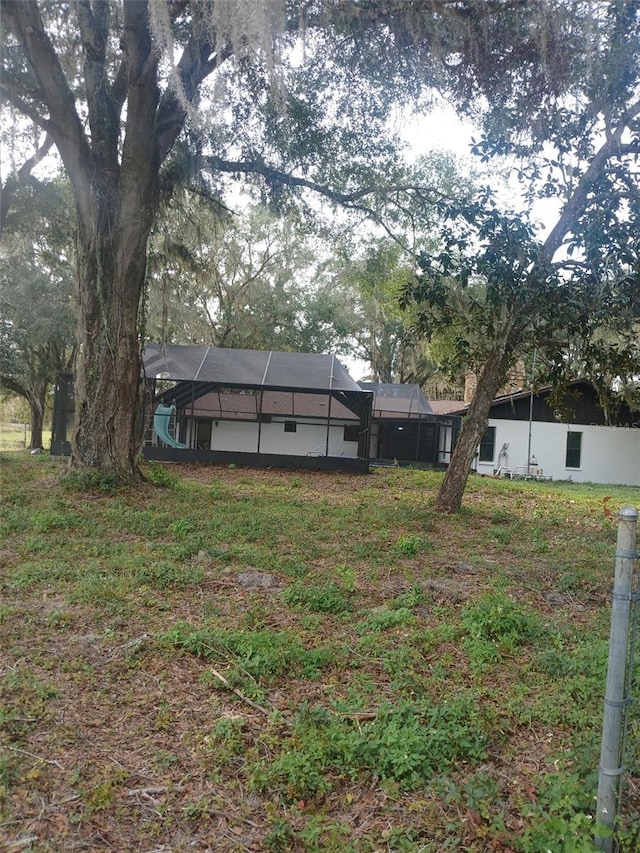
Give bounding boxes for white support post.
[595,506,638,851]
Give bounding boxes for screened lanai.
[50,349,459,470]
[359,382,461,466]
[144,344,372,472]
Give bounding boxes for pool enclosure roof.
[143,344,364,393]
[358,382,435,419]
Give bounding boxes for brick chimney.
[503,359,527,395]
[464,369,477,403]
[463,358,527,404]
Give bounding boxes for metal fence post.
[595,506,638,851]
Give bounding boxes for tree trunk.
[68,0,161,482]
[29,395,44,450]
[435,346,510,512]
[71,126,159,481]
[0,380,46,451]
[72,299,146,481]
[71,210,155,481]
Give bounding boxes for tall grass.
[1,453,639,852]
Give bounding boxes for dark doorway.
[377,420,437,464]
[195,419,213,450]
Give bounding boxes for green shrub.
[392,535,425,557]
[517,770,602,853]
[282,581,353,614]
[357,696,488,787]
[462,592,540,646]
[252,694,488,799]
[161,623,334,683]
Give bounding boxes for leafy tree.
[339,239,426,383]
[407,0,640,512]
[0,0,589,480]
[339,152,478,385]
[406,200,639,512]
[0,179,76,448]
[146,199,358,355]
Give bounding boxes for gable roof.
[455,379,638,426]
[428,399,466,416]
[143,344,364,394]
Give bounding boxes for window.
[565,431,582,468]
[344,425,360,442]
[438,425,453,463]
[478,426,496,462]
[284,421,297,433]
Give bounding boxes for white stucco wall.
[187,417,359,458]
[475,419,640,486]
[210,420,260,453]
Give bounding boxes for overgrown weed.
[1,454,639,851]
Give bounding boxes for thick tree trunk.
[71,213,154,481]
[72,297,146,480]
[435,346,510,512]
[69,0,161,482]
[29,396,44,450]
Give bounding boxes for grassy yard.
[0,425,52,452]
[1,454,639,852]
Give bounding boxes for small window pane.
[566,431,582,468]
[284,421,297,433]
[344,425,360,442]
[479,426,496,462]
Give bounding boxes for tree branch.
[205,155,444,208]
[156,34,219,163]
[203,154,452,252]
[74,0,119,166]
[116,1,163,264]
[0,132,54,237]
[540,98,640,266]
[0,80,52,132]
[0,375,30,400]
[1,1,93,223]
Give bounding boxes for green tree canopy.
[146,198,359,355]
[387,0,640,511]
[405,191,640,511]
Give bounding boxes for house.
[143,344,372,472]
[51,345,461,472]
[460,380,640,486]
[359,382,461,466]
